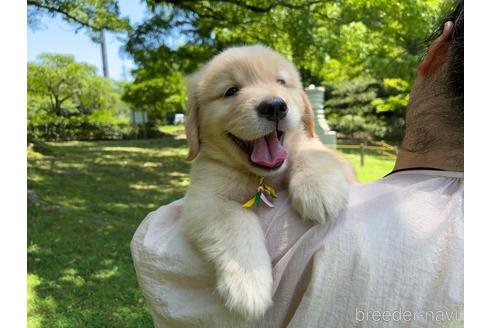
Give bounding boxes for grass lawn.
[27,133,394,327]
[159,124,185,136]
[342,151,395,182]
[28,138,190,327]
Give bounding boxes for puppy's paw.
[217,264,273,319]
[290,174,349,225]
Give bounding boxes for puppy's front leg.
[182,196,272,319]
[288,137,351,225]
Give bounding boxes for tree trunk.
[53,96,62,116]
[100,30,109,78]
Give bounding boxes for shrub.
[27,112,170,141]
[28,116,133,141]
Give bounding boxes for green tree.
[121,45,187,123]
[132,0,441,81]
[122,0,444,141]
[122,71,186,124]
[28,54,119,117]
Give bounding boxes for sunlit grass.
[159,124,185,136]
[28,137,189,327]
[342,152,395,182]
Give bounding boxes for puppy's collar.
[242,177,278,208]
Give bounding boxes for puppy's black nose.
[256,98,288,122]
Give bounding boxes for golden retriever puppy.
[182,45,352,319]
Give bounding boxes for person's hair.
[427,0,464,101]
[448,1,464,99]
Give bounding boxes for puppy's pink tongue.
[250,131,288,168]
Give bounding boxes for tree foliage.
[121,48,187,122]
[28,0,447,142]
[27,54,135,140]
[130,0,442,80]
[121,0,443,141]
[27,0,130,32]
[27,0,131,48]
[28,54,122,117]
[325,76,407,141]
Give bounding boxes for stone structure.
[304,85,337,146]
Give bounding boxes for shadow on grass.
[28,138,190,327]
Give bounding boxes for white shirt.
[131,170,464,327]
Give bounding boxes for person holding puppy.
[131,1,463,327]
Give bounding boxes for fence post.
[360,143,365,167]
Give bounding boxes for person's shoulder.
[131,197,212,276]
[349,170,464,200]
[130,198,188,261]
[346,177,394,204]
[340,170,464,227]
[132,198,184,242]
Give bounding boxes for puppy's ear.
[185,73,201,161]
[301,91,317,138]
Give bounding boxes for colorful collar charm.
[242,177,278,208]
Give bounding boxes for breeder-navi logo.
[355,307,462,323]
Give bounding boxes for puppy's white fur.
[181,45,354,319]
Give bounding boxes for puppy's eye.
[277,79,286,86]
[224,87,239,97]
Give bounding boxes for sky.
[27,1,148,81]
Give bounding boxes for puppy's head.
[185,45,315,176]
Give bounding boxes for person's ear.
[185,73,201,161]
[418,21,454,77]
[301,91,317,138]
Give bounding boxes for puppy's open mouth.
[227,130,288,170]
